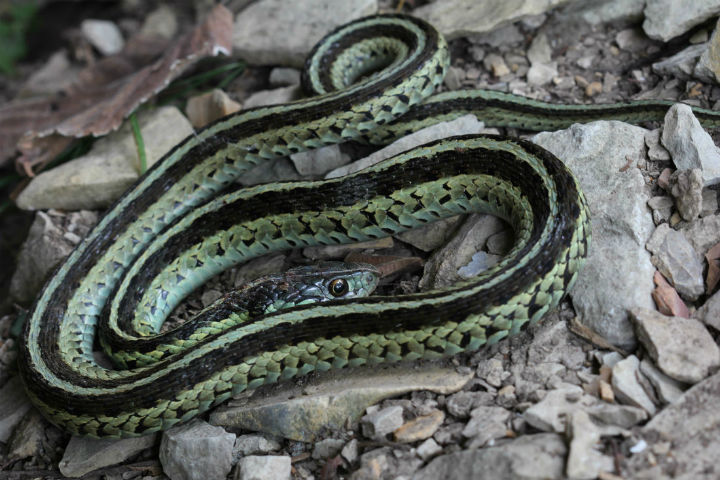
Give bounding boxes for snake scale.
[18,14,720,438]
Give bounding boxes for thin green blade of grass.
[129,112,147,174]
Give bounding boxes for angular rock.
[643,0,720,42]
[566,411,615,480]
[669,169,703,221]
[326,114,485,178]
[586,403,648,428]
[233,434,281,459]
[631,307,720,384]
[243,85,300,109]
[9,210,98,303]
[414,433,566,480]
[393,410,445,443]
[611,355,657,414]
[696,288,720,331]
[6,410,46,463]
[523,385,596,433]
[233,0,377,66]
[209,365,471,442]
[461,406,511,448]
[626,371,720,478]
[59,434,158,478]
[312,438,345,459]
[341,438,359,463]
[290,144,350,176]
[185,89,241,128]
[420,214,506,290]
[694,19,720,83]
[645,223,704,300]
[533,121,655,349]
[647,196,673,225]
[652,43,707,79]
[682,213,720,255]
[236,455,291,480]
[414,0,570,40]
[639,358,686,404]
[361,405,404,441]
[571,0,645,25]
[269,67,301,87]
[397,215,464,252]
[662,103,720,186]
[159,420,235,480]
[0,377,31,443]
[416,438,443,461]
[445,390,496,419]
[645,129,671,162]
[16,107,193,210]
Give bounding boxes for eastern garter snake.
[17,14,720,438]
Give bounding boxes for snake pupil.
[329,278,349,297]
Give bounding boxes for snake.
[17,14,720,438]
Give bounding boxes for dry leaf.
[651,270,690,318]
[0,5,232,173]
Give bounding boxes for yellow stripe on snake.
[18,14,720,437]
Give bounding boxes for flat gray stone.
[533,121,655,349]
[233,434,281,459]
[397,215,465,252]
[586,403,648,428]
[290,144,350,176]
[611,355,657,415]
[626,371,720,479]
[662,103,720,186]
[668,169,703,221]
[694,19,720,83]
[361,406,404,441]
[59,434,158,478]
[643,0,720,42]
[639,358,686,404]
[16,106,193,211]
[209,364,471,442]
[237,455,291,480]
[413,433,566,480]
[233,0,377,66]
[461,406,511,448]
[268,67,301,87]
[312,438,345,459]
[631,307,720,384]
[0,377,32,443]
[696,289,720,331]
[566,411,615,480]
[523,385,597,433]
[242,85,300,109]
[420,214,506,290]
[569,0,645,25]
[9,210,98,303]
[645,223,704,301]
[652,43,707,79]
[159,420,235,480]
[326,114,485,179]
[413,0,571,40]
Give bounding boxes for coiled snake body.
[18,14,720,437]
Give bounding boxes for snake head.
[281,262,381,305]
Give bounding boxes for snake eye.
[329,278,349,297]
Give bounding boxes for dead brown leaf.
[0,4,232,174]
[651,270,690,318]
[705,242,720,294]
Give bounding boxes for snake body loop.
[17,14,719,438]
